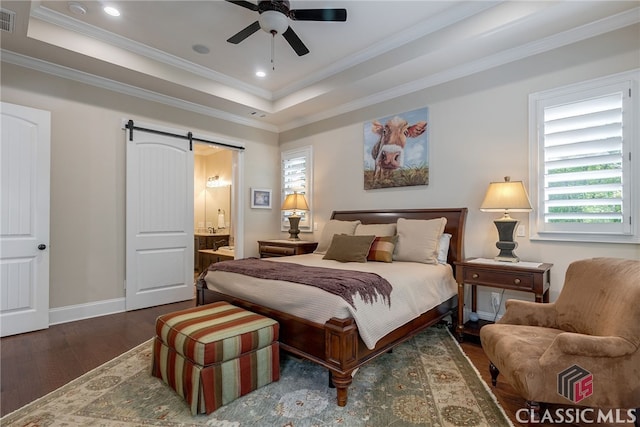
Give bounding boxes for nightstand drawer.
[257,240,318,258]
[261,245,295,256]
[463,268,534,291]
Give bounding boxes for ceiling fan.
[225,0,347,56]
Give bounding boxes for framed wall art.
[363,107,429,190]
[250,188,272,209]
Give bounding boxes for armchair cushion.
[480,324,562,401]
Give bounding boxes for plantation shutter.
[537,81,632,236]
[281,146,313,231]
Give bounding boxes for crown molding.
[280,7,640,132]
[29,4,273,101]
[5,5,638,134]
[1,50,279,133]
[272,1,501,100]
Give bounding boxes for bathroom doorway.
[194,143,235,275]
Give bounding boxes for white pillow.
[314,220,361,254]
[437,233,452,264]
[394,217,447,264]
[354,223,396,237]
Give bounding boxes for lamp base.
[493,218,520,262]
[287,215,301,240]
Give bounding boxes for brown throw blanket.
[200,258,392,309]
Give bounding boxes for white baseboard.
[48,297,126,326]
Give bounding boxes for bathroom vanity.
[198,247,234,274]
[194,233,230,271]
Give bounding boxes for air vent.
[0,8,15,33]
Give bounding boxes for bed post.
[325,317,358,406]
[196,279,205,305]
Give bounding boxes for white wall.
[0,63,281,313]
[279,25,640,318]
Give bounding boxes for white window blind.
[529,70,638,243]
[544,93,624,224]
[281,146,313,232]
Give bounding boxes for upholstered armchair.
[480,257,640,419]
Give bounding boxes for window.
[281,146,313,232]
[529,70,639,243]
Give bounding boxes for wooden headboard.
[330,208,468,267]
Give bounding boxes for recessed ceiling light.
[255,71,266,78]
[68,2,87,15]
[103,6,120,17]
[192,44,210,54]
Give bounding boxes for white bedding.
[203,253,457,349]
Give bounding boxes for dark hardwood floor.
[1,299,195,417]
[1,302,634,426]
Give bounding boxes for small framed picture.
[250,188,272,209]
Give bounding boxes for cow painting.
[363,108,429,189]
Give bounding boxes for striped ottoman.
[151,302,279,415]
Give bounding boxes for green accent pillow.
[323,234,376,263]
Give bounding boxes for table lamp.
[281,192,309,240]
[480,177,532,262]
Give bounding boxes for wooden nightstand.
[454,258,553,341]
[258,240,318,258]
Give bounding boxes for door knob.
[38,244,46,250]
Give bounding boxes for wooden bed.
[196,208,467,406]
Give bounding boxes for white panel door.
[126,130,194,310]
[0,102,51,337]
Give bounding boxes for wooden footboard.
[197,284,456,406]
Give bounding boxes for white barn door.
[0,102,51,337]
[126,126,194,310]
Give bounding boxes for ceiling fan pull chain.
[270,30,276,70]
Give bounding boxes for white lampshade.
[480,177,532,214]
[281,192,309,212]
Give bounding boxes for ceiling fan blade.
[225,0,259,12]
[227,21,261,44]
[290,8,347,21]
[282,27,309,56]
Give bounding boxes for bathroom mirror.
[194,145,232,238]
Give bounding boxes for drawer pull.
[472,273,479,279]
[514,278,521,285]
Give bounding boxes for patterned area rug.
[2,326,512,426]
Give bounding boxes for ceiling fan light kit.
[259,10,288,35]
